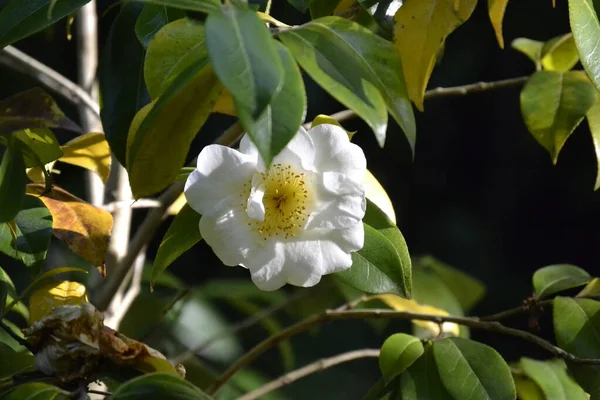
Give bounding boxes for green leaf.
[363,199,412,298]
[379,333,424,383]
[280,19,388,147]
[532,264,591,299]
[433,337,516,400]
[0,343,33,378]
[152,204,202,288]
[13,128,62,168]
[144,18,207,100]
[236,42,307,172]
[417,256,485,313]
[512,38,544,69]
[130,0,219,13]
[301,17,415,151]
[206,3,284,165]
[514,375,545,400]
[0,196,52,268]
[520,358,587,400]
[553,297,600,398]
[135,4,186,49]
[541,33,579,72]
[100,3,148,166]
[0,267,8,317]
[2,266,87,318]
[0,0,90,49]
[335,223,410,296]
[127,60,221,198]
[568,0,600,90]
[0,143,26,223]
[113,371,213,399]
[288,0,309,13]
[2,382,68,400]
[0,88,80,135]
[520,70,597,163]
[400,344,453,400]
[586,94,600,190]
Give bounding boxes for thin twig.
[0,46,99,115]
[170,289,308,365]
[480,299,553,321]
[101,198,162,213]
[206,308,600,394]
[239,349,380,400]
[87,389,112,397]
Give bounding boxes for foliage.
[0,0,599,399]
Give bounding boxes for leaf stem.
[206,306,600,395]
[238,348,380,400]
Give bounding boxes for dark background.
[1,0,598,398]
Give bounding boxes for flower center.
[245,164,311,239]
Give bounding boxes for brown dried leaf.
[26,184,113,266]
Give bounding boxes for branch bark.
[238,349,380,400]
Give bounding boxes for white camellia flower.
[184,124,367,291]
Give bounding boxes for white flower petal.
[308,124,366,180]
[239,134,264,171]
[328,222,364,253]
[272,126,315,172]
[306,172,366,230]
[199,196,261,266]
[247,174,266,221]
[246,242,288,291]
[185,145,256,215]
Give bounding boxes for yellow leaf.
[368,294,461,336]
[59,132,111,183]
[257,11,290,27]
[333,0,358,15]
[514,376,545,400]
[167,193,187,216]
[365,170,396,224]
[394,0,477,110]
[310,114,356,139]
[28,281,88,324]
[212,89,236,116]
[577,277,600,298]
[26,184,113,266]
[488,0,510,48]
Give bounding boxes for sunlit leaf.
[568,0,600,90]
[59,132,111,183]
[586,94,600,190]
[394,0,477,110]
[520,358,587,400]
[514,375,545,400]
[13,128,62,168]
[512,38,544,69]
[0,88,80,134]
[28,280,87,324]
[520,70,597,163]
[541,33,579,72]
[135,4,186,49]
[379,333,424,383]
[577,277,600,298]
[26,184,113,266]
[533,264,591,299]
[488,0,510,48]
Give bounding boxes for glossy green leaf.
[288,0,309,13]
[533,264,591,299]
[585,94,600,190]
[131,0,219,13]
[0,196,52,268]
[335,223,410,296]
[363,199,412,298]
[113,373,213,400]
[135,4,186,49]
[520,70,597,163]
[3,382,68,400]
[127,62,221,198]
[151,204,202,288]
[144,18,207,99]
[0,0,90,49]
[417,256,485,313]
[379,333,424,383]
[553,297,600,398]
[206,3,284,165]
[520,358,587,400]
[13,128,62,168]
[433,337,516,400]
[577,277,600,298]
[512,38,544,69]
[304,17,415,150]
[0,267,28,322]
[2,266,87,318]
[541,33,579,72]
[568,0,600,90]
[400,344,453,400]
[100,3,148,166]
[236,42,307,172]
[0,88,80,135]
[0,144,26,223]
[0,342,33,378]
[280,18,388,147]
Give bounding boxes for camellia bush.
[1,0,600,399]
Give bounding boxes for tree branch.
[238,349,380,400]
[206,307,600,395]
[480,298,553,321]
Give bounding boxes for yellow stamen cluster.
[243,164,311,239]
